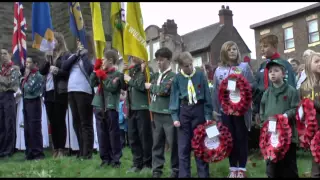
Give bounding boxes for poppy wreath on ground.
[311,131,320,163]
[259,114,292,163]
[295,98,319,149]
[191,121,233,163]
[218,73,252,116]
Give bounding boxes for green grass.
[0,148,313,178]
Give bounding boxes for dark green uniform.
[149,70,178,177]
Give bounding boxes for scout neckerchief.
[0,61,14,76]
[264,52,281,90]
[181,68,197,105]
[152,66,172,102]
[22,68,38,88]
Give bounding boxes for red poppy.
[310,131,320,163]
[198,84,201,89]
[283,96,288,101]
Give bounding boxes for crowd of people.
[0,31,319,178]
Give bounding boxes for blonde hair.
[220,41,241,66]
[176,51,193,66]
[302,51,320,90]
[53,32,68,54]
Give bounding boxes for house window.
[284,27,295,49]
[146,44,151,61]
[153,41,160,60]
[308,20,319,43]
[193,56,202,67]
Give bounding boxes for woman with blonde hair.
[296,49,315,89]
[39,31,72,158]
[212,41,255,178]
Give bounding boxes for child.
[123,57,153,173]
[254,34,296,129]
[212,41,254,178]
[169,51,213,178]
[119,90,128,149]
[22,57,45,160]
[259,60,299,178]
[299,52,320,178]
[90,49,123,168]
[0,48,21,158]
[145,47,178,178]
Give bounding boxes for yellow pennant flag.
[90,2,105,61]
[123,2,150,82]
[111,2,125,58]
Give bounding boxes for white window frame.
[153,41,160,60]
[284,27,295,50]
[193,56,202,68]
[308,19,319,44]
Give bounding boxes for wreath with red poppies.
[218,73,252,116]
[295,98,319,149]
[311,130,320,163]
[191,121,233,163]
[259,114,292,163]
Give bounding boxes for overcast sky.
[139,2,317,59]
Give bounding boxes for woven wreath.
[191,121,233,163]
[259,114,292,163]
[218,74,252,116]
[296,98,319,149]
[311,131,320,163]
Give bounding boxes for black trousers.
[266,143,298,178]
[0,92,16,157]
[44,91,68,150]
[128,110,153,168]
[311,160,320,178]
[24,97,45,159]
[221,113,248,168]
[95,108,122,164]
[69,92,93,158]
[152,113,179,174]
[178,103,209,178]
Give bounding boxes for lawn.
[0,148,314,178]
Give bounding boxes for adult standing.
[39,32,71,158]
[0,48,21,158]
[61,33,94,160]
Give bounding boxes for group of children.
[0,31,319,178]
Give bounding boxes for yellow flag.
[123,2,150,82]
[110,2,125,58]
[90,2,105,61]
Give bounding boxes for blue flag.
[32,2,55,52]
[69,2,87,49]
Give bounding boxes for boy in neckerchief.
[259,60,299,178]
[144,47,178,178]
[22,57,45,160]
[299,51,320,178]
[0,48,21,158]
[254,35,296,132]
[169,51,213,178]
[90,49,124,168]
[123,57,153,173]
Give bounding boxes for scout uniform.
[0,62,20,157]
[169,68,213,178]
[149,67,178,177]
[299,81,320,178]
[90,68,124,166]
[259,60,299,178]
[22,69,45,160]
[212,62,254,176]
[127,64,153,170]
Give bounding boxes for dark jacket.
[61,52,93,78]
[39,52,71,102]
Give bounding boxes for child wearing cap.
[259,60,299,178]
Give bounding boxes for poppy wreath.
[191,121,233,163]
[259,114,292,163]
[295,98,319,149]
[311,130,320,163]
[218,73,252,116]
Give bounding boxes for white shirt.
[296,70,306,89]
[46,72,54,91]
[68,60,92,94]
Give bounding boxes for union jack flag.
[12,2,27,68]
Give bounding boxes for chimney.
[219,5,233,26]
[162,19,178,35]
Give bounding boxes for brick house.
[143,5,251,72]
[250,2,320,64]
